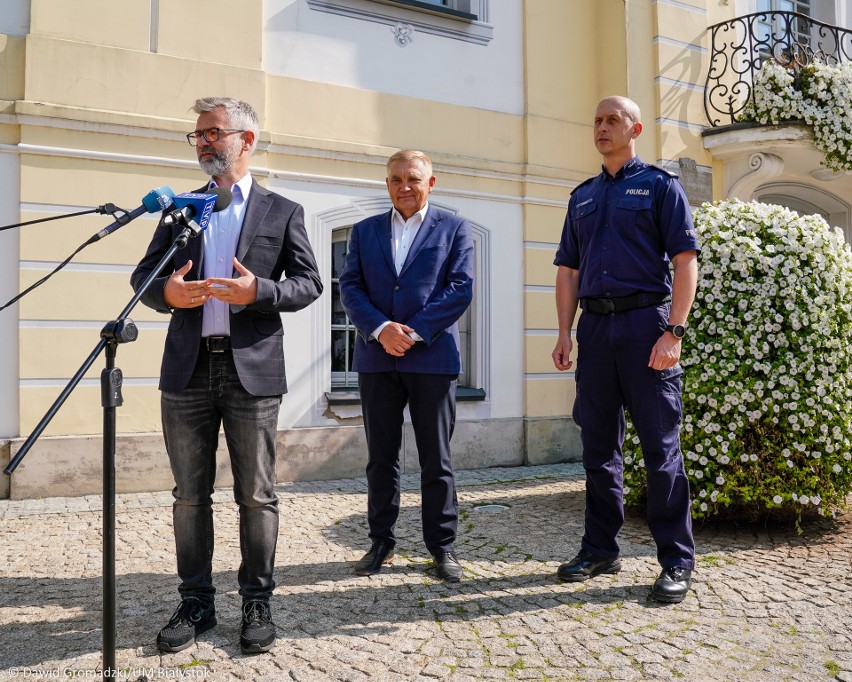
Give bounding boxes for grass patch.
[825,661,840,676]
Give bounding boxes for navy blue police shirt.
[553,156,700,299]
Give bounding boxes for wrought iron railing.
[704,12,852,127]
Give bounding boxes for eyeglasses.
[186,127,246,146]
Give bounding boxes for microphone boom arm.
[4,223,195,475]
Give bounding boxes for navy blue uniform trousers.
[359,371,458,554]
[574,303,695,570]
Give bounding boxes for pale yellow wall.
[30,0,151,51]
[625,4,659,162]
[157,0,262,69]
[519,0,714,422]
[15,139,207,436]
[524,291,556,330]
[0,35,26,103]
[648,1,712,164]
[22,387,162,436]
[522,0,625,178]
[525,334,577,374]
[23,35,264,124]
[594,0,629,103]
[525,379,573,418]
[525,248,557,287]
[19,328,165,380]
[265,76,527,169]
[5,0,716,437]
[521,0,628,420]
[654,3,709,41]
[30,0,261,68]
[523,203,567,243]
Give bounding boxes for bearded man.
[131,97,322,654]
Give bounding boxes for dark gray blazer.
[131,180,322,396]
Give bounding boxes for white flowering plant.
[622,200,852,523]
[738,59,852,172]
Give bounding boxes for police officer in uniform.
[551,96,699,603]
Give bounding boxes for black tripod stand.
[5,222,201,675]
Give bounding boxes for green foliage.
[623,200,852,522]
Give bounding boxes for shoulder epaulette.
[648,163,679,178]
[570,175,597,195]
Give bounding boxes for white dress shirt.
[371,202,429,342]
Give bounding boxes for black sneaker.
[240,600,275,654]
[156,597,216,652]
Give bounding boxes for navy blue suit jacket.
[131,180,322,396]
[339,205,473,375]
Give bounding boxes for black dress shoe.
[354,541,395,576]
[556,549,621,582]
[433,551,463,582]
[650,567,692,603]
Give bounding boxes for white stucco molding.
[727,152,785,202]
[702,122,828,201]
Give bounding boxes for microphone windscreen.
[141,186,176,213]
[209,186,232,212]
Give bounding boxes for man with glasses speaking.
[131,97,322,654]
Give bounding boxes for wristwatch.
[666,324,687,339]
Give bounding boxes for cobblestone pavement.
[0,463,850,682]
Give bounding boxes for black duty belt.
[580,292,671,315]
[203,336,231,353]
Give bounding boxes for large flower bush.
[738,59,852,172]
[623,200,852,523]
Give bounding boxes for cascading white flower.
[623,200,852,524]
[739,59,852,172]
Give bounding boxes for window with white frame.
[757,0,813,48]
[306,0,493,46]
[331,228,358,388]
[757,182,852,242]
[754,0,848,58]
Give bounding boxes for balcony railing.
[704,12,852,127]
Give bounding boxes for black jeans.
[161,348,282,602]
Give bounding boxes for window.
[319,198,489,406]
[757,0,813,61]
[331,228,357,388]
[387,0,476,19]
[306,0,493,46]
[757,182,852,242]
[329,225,476,389]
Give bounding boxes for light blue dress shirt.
[201,173,252,337]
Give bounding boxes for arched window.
[756,182,852,242]
[317,198,489,399]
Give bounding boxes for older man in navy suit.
[340,150,474,582]
[132,97,322,654]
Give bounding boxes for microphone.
[91,186,176,242]
[163,187,232,232]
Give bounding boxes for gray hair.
[386,149,433,177]
[192,97,260,152]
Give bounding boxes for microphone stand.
[0,203,126,232]
[5,221,200,676]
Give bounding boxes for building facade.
[0,0,850,498]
